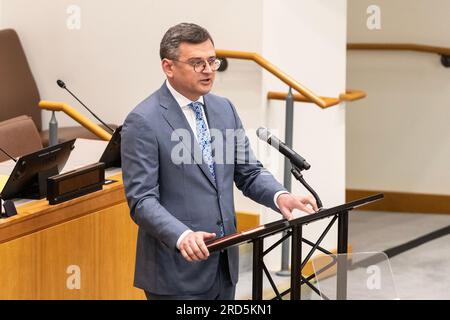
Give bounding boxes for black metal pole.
[336,210,349,300]
[252,238,264,300]
[290,225,302,300]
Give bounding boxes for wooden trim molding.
[348,43,450,56]
[346,189,450,215]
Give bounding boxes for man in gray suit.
[121,23,318,300]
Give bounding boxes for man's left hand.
[276,193,318,221]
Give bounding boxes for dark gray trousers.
[145,252,235,300]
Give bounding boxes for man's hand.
[276,193,318,221]
[179,231,216,262]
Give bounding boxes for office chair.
[0,29,116,147]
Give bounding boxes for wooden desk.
[0,173,145,300]
[0,172,260,299]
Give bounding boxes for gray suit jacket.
[121,83,286,295]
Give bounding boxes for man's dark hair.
[160,23,214,60]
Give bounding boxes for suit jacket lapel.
[158,84,218,190]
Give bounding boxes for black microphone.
[56,79,115,134]
[0,147,17,163]
[257,127,310,171]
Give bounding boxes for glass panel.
[311,252,398,300]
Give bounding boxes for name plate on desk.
[47,163,105,205]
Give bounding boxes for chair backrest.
[0,116,43,162]
[0,29,42,131]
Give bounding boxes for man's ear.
[162,59,174,78]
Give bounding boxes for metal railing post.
[277,87,294,277]
[49,111,58,146]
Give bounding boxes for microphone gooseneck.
[56,79,114,134]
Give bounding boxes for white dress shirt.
[166,80,209,142]
[165,80,288,249]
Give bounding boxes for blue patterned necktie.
[189,102,216,182]
[189,102,224,237]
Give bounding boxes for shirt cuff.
[274,190,290,209]
[176,230,194,250]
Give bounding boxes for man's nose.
[203,62,214,73]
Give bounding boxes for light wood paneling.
[38,214,97,300]
[0,174,146,299]
[0,233,39,299]
[0,200,145,299]
[347,189,450,215]
[236,211,260,232]
[0,173,257,299]
[95,203,144,300]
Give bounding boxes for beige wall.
[1,0,348,271]
[0,0,262,129]
[260,0,347,269]
[347,0,450,195]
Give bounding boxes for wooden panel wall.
[0,202,145,300]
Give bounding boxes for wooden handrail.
[339,89,367,102]
[267,89,366,108]
[267,92,339,108]
[216,49,328,108]
[216,49,367,108]
[39,101,112,141]
[348,43,450,56]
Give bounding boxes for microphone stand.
[291,163,323,210]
